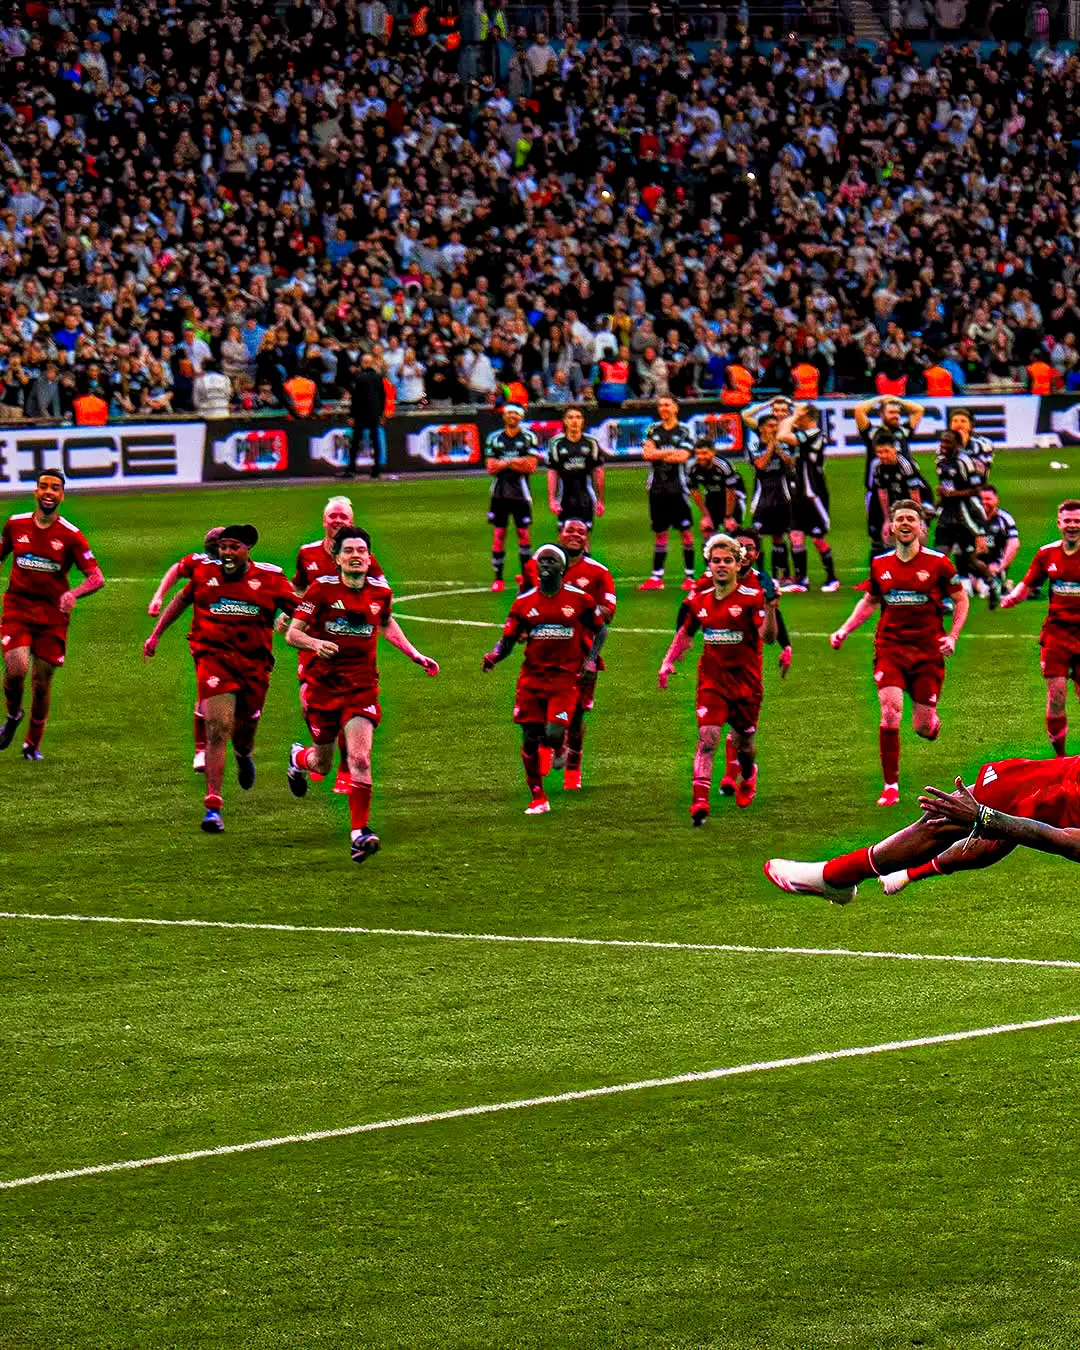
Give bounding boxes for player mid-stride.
[658,533,774,822]
[831,501,968,808]
[1001,501,1080,757]
[285,528,438,864]
[0,470,105,760]
[764,757,1080,903]
[483,543,607,814]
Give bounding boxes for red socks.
[204,792,223,810]
[4,675,23,718]
[725,734,738,777]
[909,859,942,883]
[538,745,553,777]
[691,777,711,810]
[879,725,900,785]
[24,684,49,751]
[348,781,372,830]
[823,846,878,888]
[1048,714,1067,757]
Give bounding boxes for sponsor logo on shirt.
[325,618,375,637]
[882,590,930,606]
[331,600,346,611]
[1051,580,1080,596]
[531,623,575,640]
[208,598,262,618]
[15,553,62,573]
[703,628,744,645]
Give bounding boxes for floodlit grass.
[2,454,1079,1347]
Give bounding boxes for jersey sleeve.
[599,567,617,618]
[274,572,300,614]
[1002,511,1019,541]
[295,579,322,621]
[867,562,883,598]
[938,554,962,596]
[177,552,201,580]
[502,599,527,641]
[588,437,605,467]
[1022,550,1049,588]
[292,550,307,590]
[71,529,97,575]
[378,586,393,626]
[546,439,563,471]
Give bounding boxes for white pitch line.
[4,911,1080,973]
[2,1014,1076,1192]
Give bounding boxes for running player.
[1000,500,1080,757]
[638,395,696,592]
[764,758,1080,904]
[0,471,105,759]
[546,406,605,527]
[688,439,746,537]
[979,485,1020,610]
[285,527,439,863]
[147,525,224,771]
[482,543,606,814]
[934,428,987,587]
[143,523,297,833]
[778,404,838,593]
[747,411,795,582]
[830,500,968,807]
[657,533,775,822]
[486,402,540,593]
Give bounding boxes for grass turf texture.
[2,451,1080,1347]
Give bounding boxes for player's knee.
[680,529,694,546]
[698,725,722,752]
[542,721,565,746]
[347,748,371,778]
[790,530,805,548]
[879,709,902,730]
[4,650,29,679]
[207,717,231,744]
[655,530,669,546]
[492,527,507,548]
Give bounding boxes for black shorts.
[791,489,830,538]
[558,495,595,526]
[935,517,979,556]
[488,498,532,529]
[649,494,693,533]
[752,500,792,537]
[702,493,736,527]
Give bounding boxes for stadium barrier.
[0,395,1051,493]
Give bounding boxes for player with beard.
[0,471,105,760]
[483,544,607,814]
[778,404,839,592]
[853,395,925,493]
[1001,501,1080,757]
[546,406,605,527]
[143,524,298,833]
[831,501,968,807]
[658,534,775,822]
[638,395,696,592]
[285,528,439,864]
[485,403,540,593]
[147,525,224,772]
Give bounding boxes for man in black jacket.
[350,354,387,479]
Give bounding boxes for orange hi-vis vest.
[924,365,954,395]
[875,372,907,396]
[1028,360,1056,394]
[791,362,820,399]
[284,376,316,417]
[73,393,108,425]
[720,363,754,406]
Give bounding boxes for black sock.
[792,547,808,585]
[819,546,836,582]
[682,544,696,577]
[652,547,667,577]
[492,550,506,580]
[770,541,787,578]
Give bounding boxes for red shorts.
[695,690,761,734]
[301,683,382,742]
[0,615,68,666]
[1039,634,1080,682]
[874,650,945,705]
[195,654,270,718]
[514,675,578,727]
[972,758,1080,829]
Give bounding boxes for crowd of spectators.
[2,0,1080,424]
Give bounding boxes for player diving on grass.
[764,755,1080,903]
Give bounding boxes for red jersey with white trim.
[867,546,961,660]
[295,575,392,694]
[176,551,213,580]
[0,512,97,627]
[504,583,602,680]
[1022,542,1080,639]
[293,539,384,592]
[974,755,1080,828]
[185,559,297,670]
[521,555,617,619]
[682,581,766,699]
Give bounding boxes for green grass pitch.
[3,453,1080,1348]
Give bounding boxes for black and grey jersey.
[644,420,694,497]
[485,426,540,502]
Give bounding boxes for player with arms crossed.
[483,543,606,814]
[486,403,540,593]
[765,757,1080,903]
[1001,500,1080,757]
[688,439,746,538]
[285,528,438,863]
[831,501,969,807]
[143,524,297,833]
[546,406,605,527]
[0,471,105,759]
[638,395,696,592]
[658,533,775,822]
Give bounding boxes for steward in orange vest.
[720,363,754,407]
[791,362,820,399]
[73,393,108,425]
[283,375,317,417]
[924,364,954,396]
[1027,359,1058,394]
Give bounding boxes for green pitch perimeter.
[3,454,1080,1348]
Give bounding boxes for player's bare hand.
[58,590,76,616]
[481,651,498,672]
[657,662,674,690]
[999,590,1020,609]
[147,597,163,617]
[778,645,792,678]
[939,634,957,657]
[142,636,158,662]
[918,777,979,826]
[415,655,439,676]
[548,499,559,515]
[311,640,339,659]
[829,629,846,650]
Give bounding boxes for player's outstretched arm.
[60,564,105,615]
[658,629,693,689]
[148,561,182,616]
[547,468,560,515]
[920,779,1080,864]
[143,582,193,661]
[381,617,439,675]
[999,580,1029,609]
[830,595,877,649]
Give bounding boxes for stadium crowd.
[1,0,1080,422]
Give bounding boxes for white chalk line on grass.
[5,910,1080,973]
[2,1014,1077,1192]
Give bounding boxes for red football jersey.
[0,512,97,626]
[295,574,393,694]
[867,547,961,660]
[1022,542,1080,637]
[294,539,384,592]
[975,755,1080,828]
[682,581,767,699]
[176,550,213,580]
[185,558,296,670]
[504,582,602,680]
[521,555,617,619]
